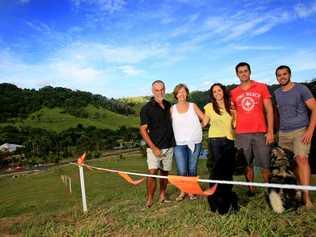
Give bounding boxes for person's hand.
[265,132,274,145]
[301,128,314,145]
[152,146,161,157]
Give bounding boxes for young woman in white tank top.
[171,83,208,201]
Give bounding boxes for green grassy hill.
[0,155,315,236]
[1,105,139,132]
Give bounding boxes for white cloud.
[223,17,266,41]
[26,21,51,33]
[117,65,142,76]
[288,50,316,71]
[19,0,31,4]
[294,1,316,18]
[71,0,126,14]
[169,14,200,38]
[201,5,311,42]
[0,48,107,92]
[54,41,168,65]
[52,62,103,82]
[230,44,283,51]
[0,40,166,96]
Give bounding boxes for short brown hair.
[173,83,189,100]
[235,62,251,74]
[275,65,291,76]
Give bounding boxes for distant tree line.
[0,125,140,165]
[184,80,316,109]
[0,83,135,122]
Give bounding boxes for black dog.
[208,183,239,215]
[268,146,303,213]
[207,147,239,215]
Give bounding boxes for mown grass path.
[0,155,316,236]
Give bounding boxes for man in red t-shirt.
[231,62,274,196]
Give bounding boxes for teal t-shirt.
[274,83,313,131]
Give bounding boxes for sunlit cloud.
[229,44,283,51]
[117,65,143,76]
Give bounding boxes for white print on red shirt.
[236,92,261,112]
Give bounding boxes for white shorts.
[146,148,173,171]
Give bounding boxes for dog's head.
[270,146,295,178]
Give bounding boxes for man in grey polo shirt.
[274,65,316,208]
[140,80,175,208]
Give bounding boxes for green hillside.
[0,83,135,124]
[1,105,139,132]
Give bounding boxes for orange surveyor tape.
[73,153,316,191]
[76,153,215,192]
[118,172,145,185]
[77,153,144,185]
[77,152,86,165]
[168,175,217,196]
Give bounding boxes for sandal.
[176,194,186,201]
[159,199,171,204]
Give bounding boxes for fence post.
[68,176,72,194]
[79,166,88,213]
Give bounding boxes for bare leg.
[245,165,255,193]
[295,156,313,208]
[159,170,169,201]
[261,168,271,183]
[146,169,158,207]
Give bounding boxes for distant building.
[0,143,24,152]
[0,143,25,169]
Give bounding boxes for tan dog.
[268,146,303,213]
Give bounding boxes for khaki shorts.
[278,127,311,157]
[147,148,173,171]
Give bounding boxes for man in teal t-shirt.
[274,65,316,209]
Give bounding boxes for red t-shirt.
[231,80,271,134]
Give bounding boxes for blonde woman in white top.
[171,83,208,201]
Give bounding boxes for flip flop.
[188,195,197,200]
[159,199,172,204]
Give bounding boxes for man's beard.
[280,78,290,86]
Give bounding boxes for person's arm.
[263,98,274,144]
[230,109,237,128]
[139,124,161,157]
[193,103,209,127]
[302,98,316,144]
[229,98,237,128]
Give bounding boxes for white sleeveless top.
[171,103,202,151]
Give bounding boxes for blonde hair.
[173,83,189,100]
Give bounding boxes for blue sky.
[1,0,316,98]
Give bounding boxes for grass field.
[0,105,139,132]
[1,154,316,237]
